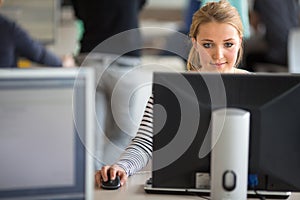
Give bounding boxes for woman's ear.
[192,37,198,50]
[239,36,243,48]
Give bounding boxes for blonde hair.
[187,0,244,71]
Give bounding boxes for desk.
[94,171,300,200]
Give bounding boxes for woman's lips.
[212,62,226,67]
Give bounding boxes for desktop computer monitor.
[0,68,95,200]
[152,72,300,193]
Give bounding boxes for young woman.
[96,0,249,187]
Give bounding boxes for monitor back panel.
[152,72,300,191]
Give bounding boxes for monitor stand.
[210,108,250,200]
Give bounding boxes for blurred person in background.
[0,0,74,68]
[71,0,146,57]
[244,0,300,71]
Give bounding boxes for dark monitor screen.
[0,68,94,200]
[152,72,300,192]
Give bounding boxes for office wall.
[0,0,60,44]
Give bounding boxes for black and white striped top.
[115,95,153,176]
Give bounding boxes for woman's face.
[192,22,242,73]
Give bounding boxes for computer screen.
[0,68,94,200]
[152,72,300,192]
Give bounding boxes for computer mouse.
[101,172,121,190]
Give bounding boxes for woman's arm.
[95,95,154,187]
[115,95,153,176]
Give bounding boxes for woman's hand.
[95,164,128,188]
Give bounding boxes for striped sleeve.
[115,95,153,176]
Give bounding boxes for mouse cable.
[190,192,211,200]
[254,189,266,200]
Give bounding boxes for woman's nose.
[212,47,224,60]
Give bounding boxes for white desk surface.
[94,171,300,200]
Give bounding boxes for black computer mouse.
[101,172,121,190]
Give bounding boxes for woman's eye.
[224,42,234,48]
[203,43,212,48]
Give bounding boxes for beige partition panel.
[0,0,60,44]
